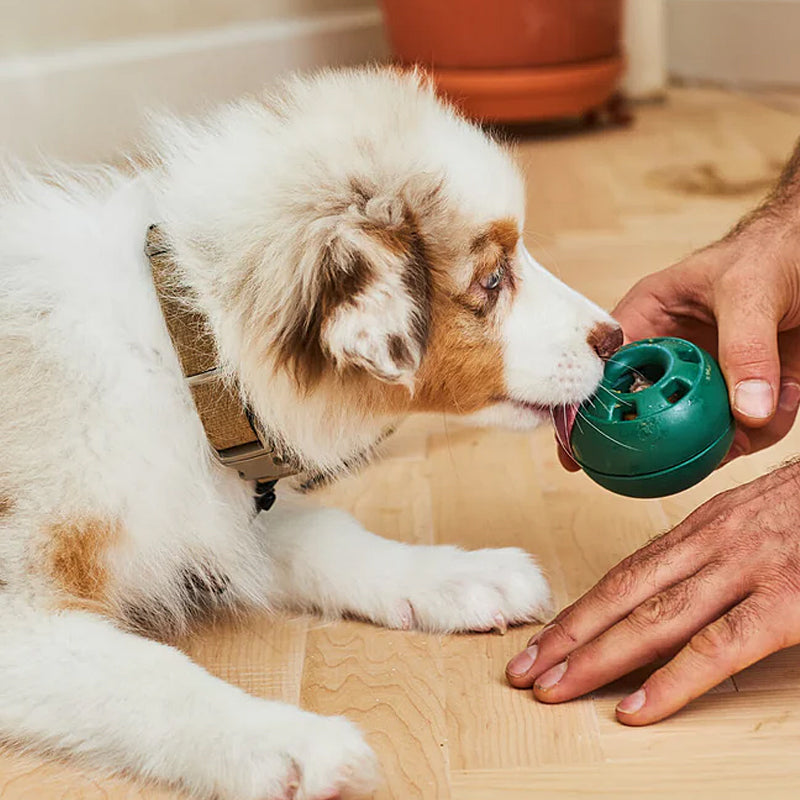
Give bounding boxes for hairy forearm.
[729,136,800,238]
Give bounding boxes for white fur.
[0,68,614,798]
[507,247,608,402]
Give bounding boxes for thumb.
[716,288,781,428]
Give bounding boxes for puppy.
[0,67,620,799]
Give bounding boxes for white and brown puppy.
[0,68,620,799]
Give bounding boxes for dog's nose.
[587,323,623,361]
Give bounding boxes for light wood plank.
[316,457,434,547]
[450,757,800,800]
[444,631,602,770]
[301,622,450,800]
[0,750,177,800]
[180,615,308,704]
[595,688,800,763]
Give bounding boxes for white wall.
[667,0,800,88]
[0,0,386,162]
[1,0,378,56]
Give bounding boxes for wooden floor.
[5,87,800,798]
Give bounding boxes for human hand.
[506,460,800,724]
[558,216,800,471]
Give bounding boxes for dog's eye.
[481,267,504,291]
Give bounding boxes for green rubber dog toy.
[566,337,735,498]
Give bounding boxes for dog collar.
[145,225,297,492]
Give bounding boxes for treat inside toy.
[629,374,653,393]
[622,373,655,418]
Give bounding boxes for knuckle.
[717,265,770,303]
[723,336,775,371]
[687,626,730,662]
[628,586,690,630]
[760,559,800,599]
[688,611,750,664]
[595,564,640,604]
[628,596,667,629]
[716,268,746,298]
[693,492,743,535]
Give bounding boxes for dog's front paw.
[203,703,377,800]
[381,546,552,634]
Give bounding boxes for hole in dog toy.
[675,346,701,364]
[612,363,662,394]
[662,378,690,404]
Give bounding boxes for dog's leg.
[0,597,376,799]
[261,503,552,632]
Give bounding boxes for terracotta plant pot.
[380,0,626,124]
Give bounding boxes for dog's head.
[155,68,620,475]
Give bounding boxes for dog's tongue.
[554,404,579,457]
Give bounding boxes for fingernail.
[535,660,568,690]
[733,380,774,419]
[779,381,800,412]
[528,622,555,647]
[617,688,646,714]
[507,645,538,677]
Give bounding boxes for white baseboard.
[0,7,388,163]
[668,0,800,89]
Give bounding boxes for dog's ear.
[320,211,430,388]
[278,178,438,390]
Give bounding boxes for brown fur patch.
[471,218,520,255]
[388,334,414,369]
[400,217,433,352]
[410,285,506,413]
[361,221,413,257]
[275,248,375,389]
[45,518,120,605]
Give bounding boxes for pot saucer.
[430,56,624,123]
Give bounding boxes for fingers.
[753,379,800,445]
[611,277,681,343]
[719,329,800,464]
[615,593,789,725]
[715,274,782,428]
[722,379,800,465]
[506,528,704,688]
[529,564,745,704]
[741,329,800,451]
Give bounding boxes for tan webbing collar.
[145,225,296,483]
